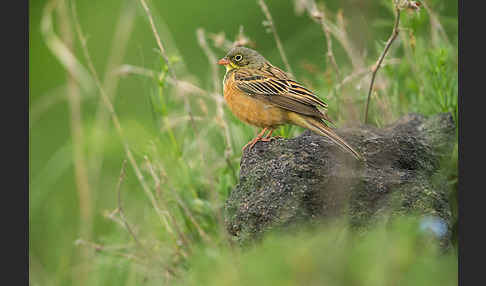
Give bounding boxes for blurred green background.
[30,0,458,285]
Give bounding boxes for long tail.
[288,113,364,161]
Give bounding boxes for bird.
[217,46,363,161]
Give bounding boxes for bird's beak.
[217,58,230,65]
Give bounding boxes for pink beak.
[217,58,230,65]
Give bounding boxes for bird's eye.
[234,54,243,62]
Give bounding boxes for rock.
[224,113,456,245]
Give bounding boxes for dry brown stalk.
[209,26,254,51]
[258,0,294,76]
[156,182,192,257]
[144,157,190,259]
[143,156,175,236]
[138,0,198,133]
[146,153,212,244]
[108,157,180,278]
[53,1,93,285]
[115,160,147,253]
[172,190,212,244]
[89,1,137,187]
[138,0,174,80]
[114,64,215,100]
[70,2,169,232]
[307,0,341,80]
[422,0,450,47]
[336,68,370,91]
[196,28,221,94]
[364,2,401,124]
[75,239,140,260]
[59,0,93,238]
[41,1,93,91]
[196,28,234,158]
[317,10,365,71]
[336,59,401,91]
[159,115,205,132]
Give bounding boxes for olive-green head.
[217,46,267,71]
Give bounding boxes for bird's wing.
[234,64,332,121]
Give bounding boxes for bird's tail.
[288,113,364,161]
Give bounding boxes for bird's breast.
[223,73,287,128]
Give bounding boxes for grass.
[181,218,457,286]
[29,0,458,285]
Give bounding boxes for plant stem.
[258,0,294,76]
[364,4,401,124]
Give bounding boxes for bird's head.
[217,46,267,71]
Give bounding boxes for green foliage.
[381,41,458,123]
[180,218,457,286]
[29,0,458,285]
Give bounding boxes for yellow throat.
[225,61,238,72]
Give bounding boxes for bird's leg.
[261,128,283,141]
[260,128,275,142]
[242,128,269,151]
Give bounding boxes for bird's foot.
[261,129,282,141]
[242,136,281,151]
[263,135,283,141]
[242,136,264,151]
[242,128,279,151]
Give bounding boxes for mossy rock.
[224,113,455,246]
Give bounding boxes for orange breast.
[223,73,287,128]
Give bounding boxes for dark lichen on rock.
[224,113,456,246]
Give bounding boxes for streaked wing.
[253,93,325,118]
[234,64,331,120]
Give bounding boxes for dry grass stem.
[52,2,93,285]
[74,239,146,264]
[209,26,253,51]
[258,0,294,76]
[314,10,365,71]
[336,59,400,91]
[233,26,254,48]
[399,29,420,80]
[156,185,192,258]
[59,0,93,239]
[172,190,212,244]
[115,64,215,100]
[196,29,221,94]
[160,115,205,132]
[336,68,370,91]
[209,31,233,50]
[110,158,179,279]
[115,160,147,254]
[422,0,450,47]
[144,156,175,235]
[41,0,93,92]
[197,28,234,157]
[89,1,137,187]
[138,0,174,79]
[364,2,401,124]
[138,0,198,133]
[115,64,156,78]
[307,0,341,80]
[70,2,168,231]
[144,157,191,259]
[105,208,127,229]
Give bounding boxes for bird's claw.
[261,136,281,142]
[242,135,281,151]
[242,137,261,151]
